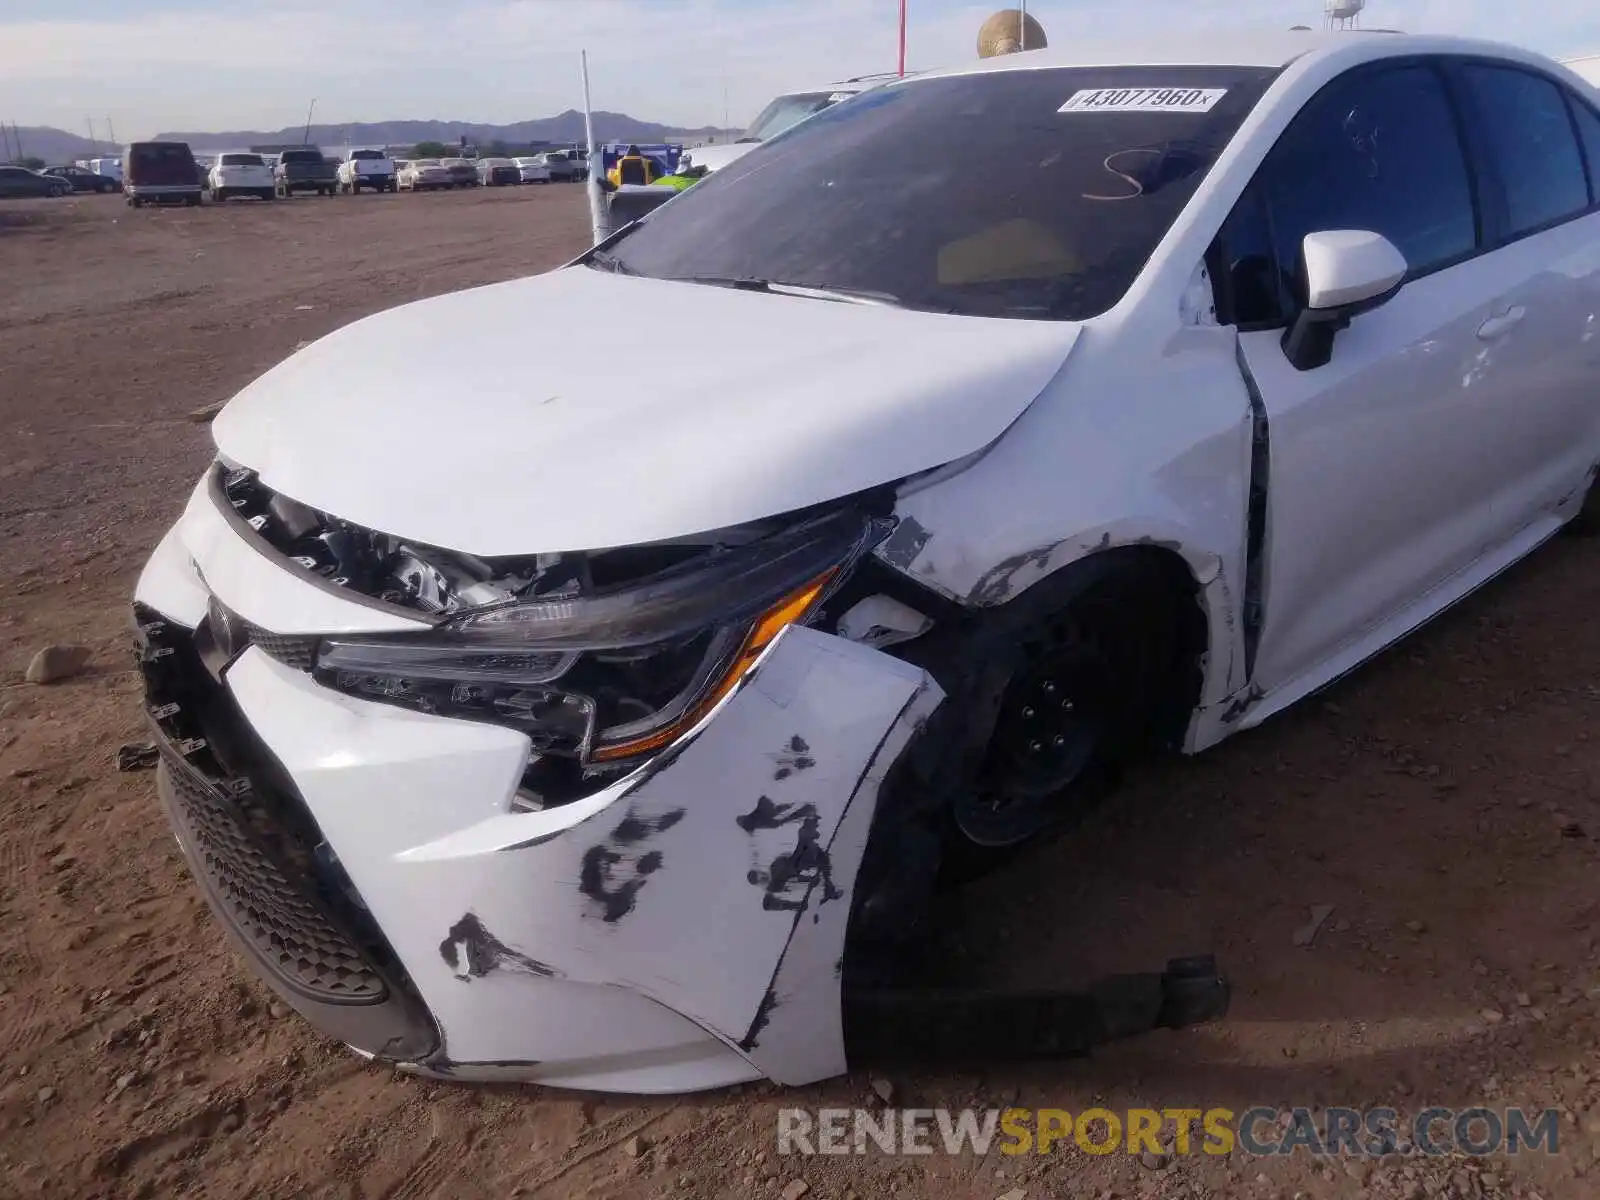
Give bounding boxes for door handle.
[1477,306,1527,340]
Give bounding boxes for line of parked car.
[0,142,591,206]
[395,149,589,191]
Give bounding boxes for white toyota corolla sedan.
[134,29,1600,1093]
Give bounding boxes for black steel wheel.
[947,570,1181,856]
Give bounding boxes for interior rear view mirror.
[1281,230,1407,371]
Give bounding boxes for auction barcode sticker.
[1059,87,1228,114]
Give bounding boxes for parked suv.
[275,147,339,197]
[539,149,587,182]
[208,153,275,202]
[124,142,203,207]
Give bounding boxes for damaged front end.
[134,462,1229,1092]
[216,462,897,808]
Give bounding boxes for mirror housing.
[1281,230,1407,371]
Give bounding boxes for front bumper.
[133,479,942,1092]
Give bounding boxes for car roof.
[906,29,1561,82]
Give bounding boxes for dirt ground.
[3,186,1600,1200]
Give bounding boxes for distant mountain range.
[6,111,739,164]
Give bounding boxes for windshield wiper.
[674,276,904,307]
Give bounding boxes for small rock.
[870,1077,894,1105]
[115,1072,138,1092]
[36,1086,55,1104]
[189,400,227,423]
[1405,920,1427,934]
[1516,992,1532,1007]
[268,1003,288,1020]
[1472,959,1490,976]
[780,1182,810,1200]
[1140,1151,1170,1171]
[48,852,76,872]
[996,1189,1027,1200]
[25,645,92,685]
[217,1111,242,1134]
[1480,1007,1505,1023]
[1292,905,1336,947]
[623,1135,647,1158]
[1556,813,1586,838]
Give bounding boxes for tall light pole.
[898,0,909,76]
[1019,0,1028,51]
[303,98,317,145]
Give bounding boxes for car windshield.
[219,153,264,167]
[603,65,1276,322]
[350,149,384,160]
[280,149,322,164]
[745,91,840,141]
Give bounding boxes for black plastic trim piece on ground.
[842,955,1229,1063]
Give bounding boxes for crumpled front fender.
[225,623,943,1089]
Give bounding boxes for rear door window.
[1457,63,1590,237]
[1254,63,1477,304]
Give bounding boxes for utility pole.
[88,118,98,153]
[106,118,117,149]
[1019,0,1028,51]
[303,98,317,145]
[12,123,23,161]
[898,0,907,76]
[1,121,11,162]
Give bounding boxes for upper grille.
[235,612,317,672]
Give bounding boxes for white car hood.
[682,142,758,173]
[212,266,1079,556]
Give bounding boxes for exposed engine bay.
[219,463,788,618]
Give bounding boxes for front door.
[1229,61,1519,694]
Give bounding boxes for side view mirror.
[1281,230,1407,371]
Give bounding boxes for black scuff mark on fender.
[579,845,646,923]
[438,912,561,980]
[612,808,686,844]
[736,688,928,1055]
[739,797,842,912]
[968,542,1065,607]
[578,808,686,922]
[878,517,931,570]
[1220,682,1265,725]
[740,986,781,1051]
[772,734,817,780]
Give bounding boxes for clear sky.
[5,0,1599,138]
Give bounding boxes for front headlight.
[312,508,886,765]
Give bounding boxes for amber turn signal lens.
[590,568,838,762]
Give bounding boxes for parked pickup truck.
[275,147,339,197]
[338,148,397,194]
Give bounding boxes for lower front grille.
[159,747,384,1002]
[135,602,439,1059]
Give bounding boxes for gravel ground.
[2,186,1600,1200]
